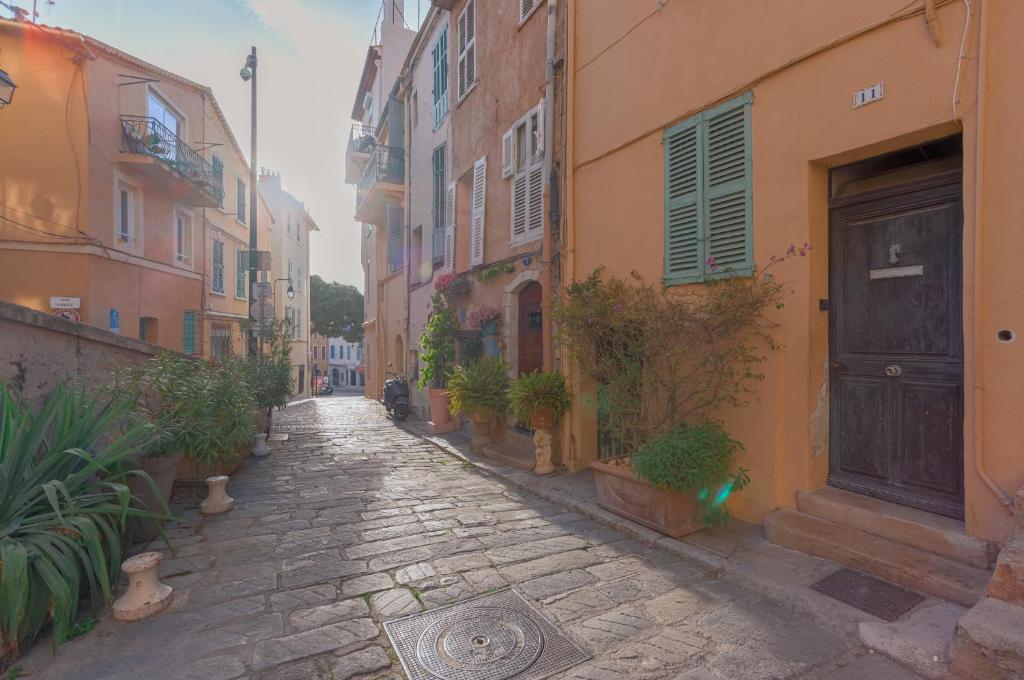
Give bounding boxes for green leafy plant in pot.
[244,317,295,434]
[0,381,168,666]
[446,357,510,454]
[509,371,571,474]
[418,292,459,427]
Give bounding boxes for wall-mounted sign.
[53,309,80,322]
[49,296,81,309]
[853,82,884,108]
[108,308,120,334]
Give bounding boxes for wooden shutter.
[501,129,514,178]
[534,98,544,158]
[470,157,486,266]
[457,0,476,101]
[702,93,753,277]
[444,183,456,271]
[511,172,528,241]
[663,114,703,283]
[183,311,196,354]
[386,203,403,269]
[526,165,544,237]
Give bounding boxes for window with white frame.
[456,0,476,101]
[502,100,545,244]
[174,209,192,264]
[286,212,292,235]
[297,265,304,292]
[212,239,225,293]
[296,219,302,244]
[115,177,141,245]
[235,246,247,299]
[432,25,449,127]
[519,0,542,24]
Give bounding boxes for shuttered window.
[470,157,486,266]
[183,310,196,354]
[235,246,246,298]
[236,178,246,223]
[212,156,225,208]
[432,26,449,128]
[212,240,225,293]
[432,144,446,269]
[386,203,404,271]
[663,92,753,284]
[508,101,545,245]
[519,0,542,24]
[444,183,456,271]
[456,0,476,102]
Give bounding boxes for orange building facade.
[0,20,271,358]
[565,0,1024,546]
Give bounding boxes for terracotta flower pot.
[532,408,555,431]
[128,453,182,542]
[590,458,703,538]
[428,388,451,425]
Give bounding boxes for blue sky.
[20,0,426,290]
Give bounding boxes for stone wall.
[0,300,164,404]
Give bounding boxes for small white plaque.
[49,296,81,309]
[869,265,923,280]
[854,82,884,108]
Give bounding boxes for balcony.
[345,124,377,184]
[119,116,224,208]
[354,144,405,226]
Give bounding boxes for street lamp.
[274,277,295,300]
[240,47,258,355]
[0,69,16,109]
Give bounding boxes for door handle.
[885,365,903,377]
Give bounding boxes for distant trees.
[310,275,364,342]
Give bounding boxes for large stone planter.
[591,458,703,539]
[128,453,182,542]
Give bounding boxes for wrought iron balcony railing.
[349,123,376,154]
[120,115,225,204]
[357,144,405,204]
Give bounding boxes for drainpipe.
[969,0,1013,513]
[562,0,577,468]
[541,0,557,373]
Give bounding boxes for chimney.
[259,167,282,190]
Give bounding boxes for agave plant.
[0,382,166,665]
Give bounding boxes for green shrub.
[0,382,167,665]
[418,293,458,390]
[446,357,510,419]
[631,421,750,526]
[245,318,294,415]
[508,371,571,427]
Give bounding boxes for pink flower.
[706,255,718,271]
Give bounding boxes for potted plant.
[468,305,500,337]
[0,381,167,666]
[555,259,792,537]
[245,317,295,435]
[435,271,470,300]
[418,292,459,429]
[446,357,511,454]
[508,371,571,474]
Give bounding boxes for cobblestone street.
[24,394,923,679]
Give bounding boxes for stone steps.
[797,487,997,569]
[765,508,991,607]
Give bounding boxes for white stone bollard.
[200,475,235,514]
[112,551,173,621]
[251,432,270,457]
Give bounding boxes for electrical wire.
[952,0,972,122]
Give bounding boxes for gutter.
[541,0,557,373]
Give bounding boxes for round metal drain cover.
[416,606,544,679]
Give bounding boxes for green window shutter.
[663,114,703,283]
[183,310,196,354]
[702,92,753,277]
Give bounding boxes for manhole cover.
[811,568,924,621]
[384,588,590,680]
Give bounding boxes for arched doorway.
[518,281,543,376]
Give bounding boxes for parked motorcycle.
[320,383,334,396]
[381,366,410,421]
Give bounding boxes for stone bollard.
[112,552,173,621]
[200,475,235,514]
[251,433,270,458]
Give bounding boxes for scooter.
[381,366,410,421]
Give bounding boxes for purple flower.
[706,255,718,271]
[786,244,797,256]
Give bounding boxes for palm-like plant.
[0,382,165,665]
[447,357,511,419]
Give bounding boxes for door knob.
[885,365,902,377]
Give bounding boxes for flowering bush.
[467,305,500,330]
[435,272,470,299]
[434,272,457,291]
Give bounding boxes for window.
[295,307,302,339]
[175,210,192,264]
[147,90,182,163]
[663,92,753,284]
[330,345,336,359]
[147,90,181,138]
[286,212,292,235]
[519,0,542,23]
[297,265,304,292]
[183,310,196,354]
[115,179,139,245]
[236,178,246,223]
[456,0,476,101]
[386,204,404,272]
[432,26,449,127]
[235,246,247,298]
[296,221,301,244]
[505,101,545,245]
[287,258,293,285]
[212,240,225,293]
[139,317,158,344]
[211,156,225,209]
[431,144,446,269]
[211,323,232,360]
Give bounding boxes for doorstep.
[400,418,963,668]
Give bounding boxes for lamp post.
[240,47,258,356]
[0,69,16,108]
[274,278,296,301]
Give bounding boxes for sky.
[22,0,427,291]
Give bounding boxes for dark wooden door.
[518,282,543,376]
[828,172,964,518]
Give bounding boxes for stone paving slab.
[18,395,926,679]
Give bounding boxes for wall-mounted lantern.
[0,69,16,108]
